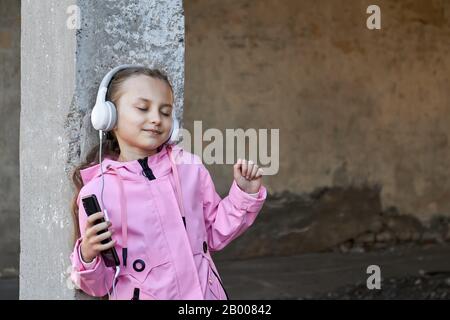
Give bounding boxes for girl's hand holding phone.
[80,212,116,263]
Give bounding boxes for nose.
[148,108,161,126]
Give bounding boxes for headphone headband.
[96,64,144,105]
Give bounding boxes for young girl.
[70,66,267,300]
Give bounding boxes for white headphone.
[91,64,180,145]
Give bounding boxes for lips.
[143,129,161,135]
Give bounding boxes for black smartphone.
[81,194,120,267]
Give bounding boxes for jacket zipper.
[131,288,140,300]
[138,157,156,180]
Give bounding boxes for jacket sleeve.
[200,165,267,251]
[70,191,115,298]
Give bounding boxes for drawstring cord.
[167,145,186,221]
[102,165,128,268]
[99,130,123,300]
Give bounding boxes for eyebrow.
[135,97,173,108]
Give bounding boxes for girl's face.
[113,74,174,155]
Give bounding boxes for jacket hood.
[80,144,184,186]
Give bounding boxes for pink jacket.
[70,144,267,300]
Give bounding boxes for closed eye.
[136,106,171,116]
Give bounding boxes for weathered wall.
[184,0,450,221]
[21,0,184,299]
[0,0,20,279]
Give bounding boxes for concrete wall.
[184,0,450,221]
[0,0,20,278]
[20,0,184,299]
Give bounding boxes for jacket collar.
[80,144,181,185]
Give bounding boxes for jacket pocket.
[120,261,176,300]
[119,248,176,300]
[125,246,170,282]
[130,287,159,300]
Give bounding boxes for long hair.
[70,67,173,245]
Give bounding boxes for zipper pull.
[138,157,156,180]
[131,288,140,300]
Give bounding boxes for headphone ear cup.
[168,117,180,145]
[104,101,117,131]
[91,101,117,131]
[91,103,104,131]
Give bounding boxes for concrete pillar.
[20,0,185,299]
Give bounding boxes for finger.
[95,239,116,252]
[91,231,113,244]
[87,212,104,225]
[241,159,248,177]
[255,168,264,178]
[93,221,111,234]
[233,158,242,175]
[87,221,111,237]
[246,160,255,179]
[249,163,259,179]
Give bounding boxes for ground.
[312,273,450,300]
[216,243,450,300]
[2,243,449,300]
